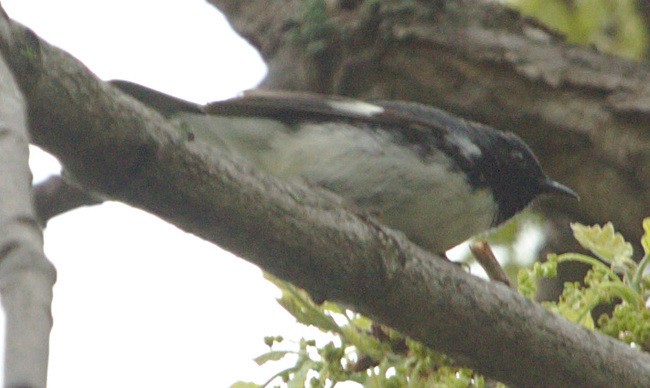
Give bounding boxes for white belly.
[177,114,497,253]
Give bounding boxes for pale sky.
[1,0,328,386]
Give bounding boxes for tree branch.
[0,10,648,387]
[0,21,55,388]
[33,175,103,226]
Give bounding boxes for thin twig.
[470,240,512,288]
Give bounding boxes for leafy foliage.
[518,219,650,350]
[508,0,648,59]
[231,275,496,387]
[232,219,650,387]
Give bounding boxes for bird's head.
[467,128,578,226]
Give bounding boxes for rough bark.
[0,15,56,387]
[1,8,649,387]
[210,0,650,251]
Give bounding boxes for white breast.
[176,113,497,253]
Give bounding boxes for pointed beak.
[540,178,580,200]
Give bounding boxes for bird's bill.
[540,178,580,200]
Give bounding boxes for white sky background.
[0,0,330,387]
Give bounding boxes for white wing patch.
[327,100,385,117]
[446,132,482,159]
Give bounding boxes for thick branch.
[210,0,650,247]
[0,12,648,387]
[0,22,55,388]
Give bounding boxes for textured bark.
[1,9,650,387]
[210,0,650,251]
[0,19,55,387]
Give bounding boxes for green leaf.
[510,0,648,59]
[555,302,596,329]
[322,301,345,314]
[254,351,292,366]
[265,274,343,334]
[598,303,650,351]
[229,382,261,388]
[340,325,385,361]
[517,268,538,300]
[276,293,341,333]
[517,257,558,299]
[571,222,633,266]
[642,217,650,256]
[287,359,314,388]
[263,335,283,348]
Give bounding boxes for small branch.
[33,175,103,226]
[470,240,512,288]
[0,46,55,387]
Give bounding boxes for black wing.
[111,79,477,140]
[204,90,497,149]
[110,80,204,116]
[110,80,490,165]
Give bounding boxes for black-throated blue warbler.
[111,80,578,254]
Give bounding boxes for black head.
[466,127,578,226]
[361,100,578,227]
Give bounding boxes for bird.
[111,80,579,255]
